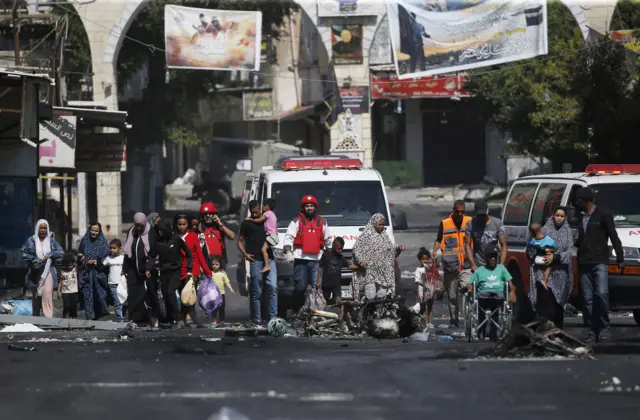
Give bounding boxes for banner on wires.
[164,5,262,71]
[386,0,548,79]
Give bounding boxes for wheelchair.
[463,282,513,342]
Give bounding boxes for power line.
[57,2,624,86]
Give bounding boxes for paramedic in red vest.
[283,195,333,312]
[198,202,235,270]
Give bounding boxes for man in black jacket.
[575,187,624,343]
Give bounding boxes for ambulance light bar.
[281,158,363,170]
[585,164,640,175]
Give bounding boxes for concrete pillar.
[404,100,423,185]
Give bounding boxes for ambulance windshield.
[593,183,640,227]
[271,181,389,227]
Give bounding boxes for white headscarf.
[33,219,52,296]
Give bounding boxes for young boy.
[210,256,234,325]
[467,248,516,341]
[102,239,125,322]
[317,237,358,308]
[526,222,556,290]
[245,198,278,273]
[57,251,79,319]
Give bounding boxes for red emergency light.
[281,158,363,170]
[585,164,640,175]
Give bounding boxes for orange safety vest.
[440,215,471,272]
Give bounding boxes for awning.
[269,103,325,122]
[0,68,55,86]
[53,106,129,129]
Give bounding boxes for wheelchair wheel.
[464,298,475,342]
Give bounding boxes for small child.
[527,223,556,290]
[210,256,234,325]
[414,247,437,329]
[245,198,278,273]
[57,251,79,319]
[102,239,125,322]
[317,237,359,308]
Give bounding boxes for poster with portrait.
[386,0,548,79]
[331,24,363,64]
[164,5,262,71]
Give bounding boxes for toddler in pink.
[244,198,278,272]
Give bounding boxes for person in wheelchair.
[467,248,517,340]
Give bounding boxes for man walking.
[237,200,277,324]
[283,195,332,313]
[575,187,624,343]
[433,200,472,328]
[198,202,235,270]
[465,199,508,270]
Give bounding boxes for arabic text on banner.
[164,5,262,71]
[386,0,548,79]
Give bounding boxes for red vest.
[293,213,325,255]
[200,226,224,257]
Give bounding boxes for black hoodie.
[147,228,193,273]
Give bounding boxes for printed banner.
[339,86,369,114]
[370,70,470,99]
[243,91,273,120]
[331,23,364,64]
[610,30,640,54]
[386,0,548,79]
[164,5,262,71]
[317,0,382,17]
[39,116,76,169]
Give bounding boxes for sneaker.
[597,330,612,343]
[582,331,596,344]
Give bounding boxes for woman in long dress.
[528,208,574,328]
[21,219,64,317]
[78,222,110,320]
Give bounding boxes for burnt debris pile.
[482,319,594,359]
[301,296,426,339]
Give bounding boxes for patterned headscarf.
[352,213,396,295]
[79,223,109,262]
[147,212,160,227]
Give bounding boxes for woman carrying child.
[527,208,574,328]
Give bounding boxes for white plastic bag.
[117,274,128,304]
[303,289,326,311]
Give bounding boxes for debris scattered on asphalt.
[1,323,45,332]
[207,406,252,420]
[301,296,426,339]
[8,343,36,352]
[482,319,594,359]
[201,337,222,342]
[599,377,640,393]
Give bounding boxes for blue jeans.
[579,263,610,334]
[108,284,124,322]
[249,260,277,323]
[292,259,319,312]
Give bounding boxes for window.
[503,183,538,226]
[531,183,567,225]
[592,183,640,228]
[567,184,583,208]
[270,181,389,227]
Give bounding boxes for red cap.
[200,202,218,214]
[301,195,319,208]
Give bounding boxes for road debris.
[483,319,594,359]
[8,344,36,352]
[1,323,44,332]
[599,377,640,393]
[300,296,426,339]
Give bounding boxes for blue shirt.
[583,206,596,232]
[527,235,556,252]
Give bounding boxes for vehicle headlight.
[610,247,640,259]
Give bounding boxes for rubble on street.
[300,296,426,339]
[481,319,594,359]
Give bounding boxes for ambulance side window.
[503,183,538,226]
[258,175,267,206]
[530,183,567,225]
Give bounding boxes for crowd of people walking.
[18,187,623,342]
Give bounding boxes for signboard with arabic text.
[39,116,76,169]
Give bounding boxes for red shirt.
[200,226,225,257]
[180,231,212,279]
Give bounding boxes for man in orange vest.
[283,195,333,312]
[432,200,472,328]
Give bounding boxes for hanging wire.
[55,2,623,85]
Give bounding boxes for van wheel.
[633,310,640,327]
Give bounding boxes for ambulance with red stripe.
[501,164,640,325]
[237,155,400,317]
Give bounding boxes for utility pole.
[12,0,20,66]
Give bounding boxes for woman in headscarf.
[124,212,159,327]
[352,213,405,300]
[528,207,574,328]
[77,222,110,320]
[21,219,64,317]
[147,212,161,232]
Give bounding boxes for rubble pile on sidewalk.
[300,296,426,339]
[484,319,594,359]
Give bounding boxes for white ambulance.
[236,155,400,317]
[501,164,640,325]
